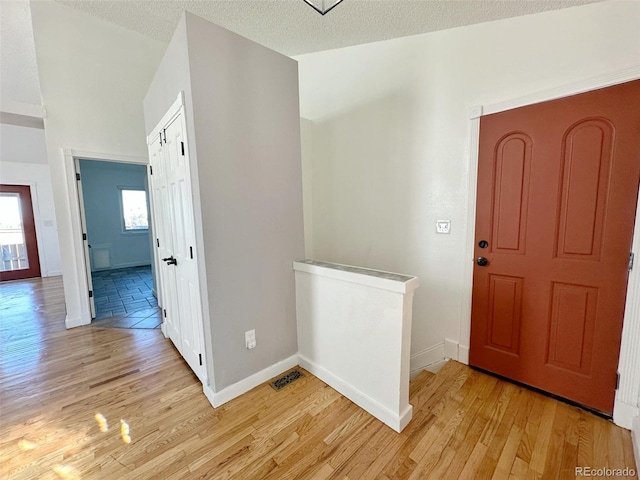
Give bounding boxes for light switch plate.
[245,329,256,349]
[436,220,451,234]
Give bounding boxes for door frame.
[0,181,47,277]
[73,158,95,318]
[63,149,157,326]
[0,184,42,280]
[460,65,640,429]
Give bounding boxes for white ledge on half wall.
[294,260,419,432]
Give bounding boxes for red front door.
[0,185,41,281]
[470,80,640,414]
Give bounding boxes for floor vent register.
[270,369,304,391]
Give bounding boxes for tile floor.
[91,265,161,329]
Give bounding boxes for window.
[120,189,148,231]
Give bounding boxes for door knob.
[162,256,178,266]
[476,257,489,267]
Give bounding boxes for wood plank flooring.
[1,276,637,479]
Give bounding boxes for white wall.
[0,123,61,276]
[30,0,165,327]
[78,160,151,271]
[295,261,418,432]
[297,1,640,371]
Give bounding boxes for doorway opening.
[75,158,160,329]
[0,184,41,281]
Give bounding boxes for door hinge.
[163,309,167,318]
[156,238,160,248]
[159,132,162,145]
[88,290,93,298]
[149,165,153,175]
[199,354,202,366]
[76,173,81,181]
[82,233,87,241]
[190,246,193,259]
[616,372,620,390]
[629,252,634,271]
[181,141,185,156]
[163,128,167,144]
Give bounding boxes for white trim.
[0,100,47,118]
[460,104,482,364]
[146,92,185,145]
[74,158,96,318]
[92,261,152,272]
[460,67,640,428]
[299,354,412,432]
[633,416,640,473]
[482,65,640,116]
[616,196,640,429]
[444,338,459,360]
[458,345,470,365]
[63,149,152,329]
[27,182,47,278]
[293,261,420,294]
[613,396,639,430]
[203,354,299,408]
[65,314,85,329]
[410,342,445,375]
[64,149,148,165]
[64,149,91,328]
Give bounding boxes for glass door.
[0,185,41,281]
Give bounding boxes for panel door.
[470,80,640,414]
[163,112,205,382]
[148,133,182,348]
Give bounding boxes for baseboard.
[160,322,168,339]
[424,359,448,374]
[65,312,90,329]
[91,262,152,272]
[42,269,63,278]
[633,416,640,473]
[299,354,411,432]
[203,354,299,408]
[614,397,640,429]
[444,338,458,359]
[458,345,470,365]
[410,342,445,374]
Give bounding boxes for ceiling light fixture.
[303,0,345,15]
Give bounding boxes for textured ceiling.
[53,0,604,56]
[0,0,42,106]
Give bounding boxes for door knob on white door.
[162,256,178,266]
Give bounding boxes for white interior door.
[147,97,206,383]
[148,134,181,348]
[163,112,205,382]
[75,158,96,319]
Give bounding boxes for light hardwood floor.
[0,276,637,479]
